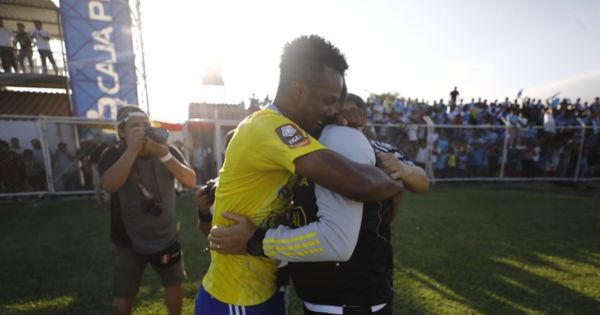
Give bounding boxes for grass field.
[0,183,599,315]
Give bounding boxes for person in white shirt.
[191,140,211,185]
[0,17,17,73]
[30,20,57,74]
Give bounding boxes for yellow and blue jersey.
[202,108,325,306]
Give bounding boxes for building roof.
[0,90,71,116]
[0,73,68,89]
[188,103,250,121]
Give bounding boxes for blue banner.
[60,0,139,119]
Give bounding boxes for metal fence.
[1,115,598,198]
[0,115,117,198]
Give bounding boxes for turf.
[0,183,599,315]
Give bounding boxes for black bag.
[147,241,182,269]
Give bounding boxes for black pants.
[38,49,57,74]
[0,47,17,72]
[303,300,393,315]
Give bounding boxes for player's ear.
[290,79,306,101]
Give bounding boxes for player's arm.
[294,151,402,202]
[256,179,363,261]
[210,193,361,261]
[377,153,429,193]
[256,127,372,261]
[209,127,376,259]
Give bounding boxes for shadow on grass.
[391,186,600,314]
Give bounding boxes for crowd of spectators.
[0,135,115,194]
[364,89,600,178]
[1,89,598,195]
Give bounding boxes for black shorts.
[112,245,186,298]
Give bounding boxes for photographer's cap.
[117,106,148,127]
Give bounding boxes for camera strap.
[133,163,155,200]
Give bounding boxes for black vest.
[287,177,394,306]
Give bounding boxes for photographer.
[99,106,195,315]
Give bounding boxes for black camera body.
[146,127,169,144]
[203,178,218,205]
[142,198,163,216]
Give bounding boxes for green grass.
[0,183,599,314]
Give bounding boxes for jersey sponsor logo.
[275,123,310,148]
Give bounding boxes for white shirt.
[0,27,12,47]
[543,112,556,134]
[415,147,428,164]
[30,29,51,50]
[407,124,418,141]
[264,125,374,262]
[192,147,208,168]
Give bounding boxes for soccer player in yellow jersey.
[195,35,404,315]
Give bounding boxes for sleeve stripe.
[263,239,320,251]
[265,247,323,257]
[263,231,317,244]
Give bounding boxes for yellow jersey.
[202,108,326,306]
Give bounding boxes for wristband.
[197,209,213,222]
[159,152,173,163]
[247,228,268,257]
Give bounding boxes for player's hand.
[208,212,257,255]
[145,137,169,158]
[126,126,146,154]
[335,107,367,128]
[376,152,410,181]
[193,186,212,214]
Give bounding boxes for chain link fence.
[1,115,598,198]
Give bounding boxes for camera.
[146,127,169,144]
[142,198,163,216]
[202,178,218,205]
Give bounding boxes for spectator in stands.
[0,139,26,192]
[0,17,17,73]
[470,144,486,177]
[88,135,108,203]
[414,140,428,169]
[30,20,57,75]
[192,139,210,185]
[30,139,44,164]
[52,142,79,191]
[9,137,23,155]
[22,149,45,191]
[457,147,468,177]
[446,148,457,177]
[0,139,9,192]
[450,86,459,106]
[435,146,448,178]
[14,22,33,73]
[591,97,600,113]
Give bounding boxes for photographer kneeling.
[99,106,195,315]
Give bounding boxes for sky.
[140,0,600,122]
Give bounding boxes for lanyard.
[133,162,155,200]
